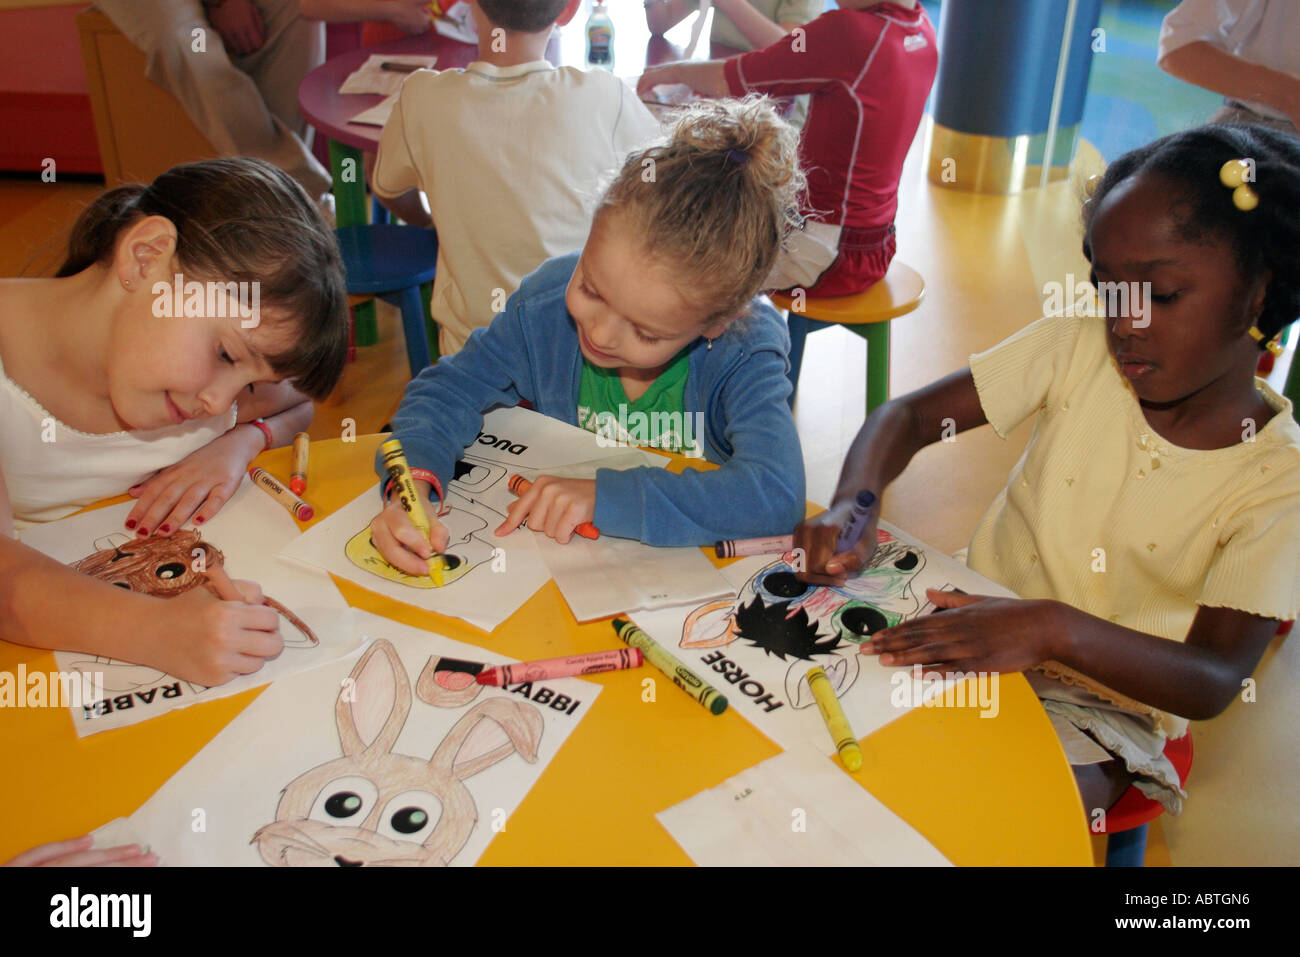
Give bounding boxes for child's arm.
[363,150,432,229]
[0,507,284,688]
[714,0,799,49]
[645,0,695,37]
[1159,41,1300,130]
[125,381,314,536]
[300,0,433,34]
[639,61,730,99]
[865,588,1279,722]
[794,369,988,582]
[370,83,435,229]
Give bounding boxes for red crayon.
[475,648,643,686]
[507,474,600,539]
[248,466,314,521]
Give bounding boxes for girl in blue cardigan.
[370,96,807,570]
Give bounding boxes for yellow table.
[0,436,1092,865]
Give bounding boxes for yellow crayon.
[806,665,862,772]
[379,439,445,586]
[612,618,727,715]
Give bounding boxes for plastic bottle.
[586,1,614,70]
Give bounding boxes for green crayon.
[612,618,727,715]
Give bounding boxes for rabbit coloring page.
[92,612,599,866]
[629,521,1018,755]
[17,483,363,737]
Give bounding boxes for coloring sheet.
[631,521,1017,755]
[92,612,597,866]
[656,745,951,866]
[17,484,362,736]
[282,406,727,630]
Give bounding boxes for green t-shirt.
[576,350,703,456]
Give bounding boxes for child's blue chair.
[1098,732,1193,867]
[767,261,926,416]
[334,224,439,376]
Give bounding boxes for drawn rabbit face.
[71,530,218,598]
[253,640,543,867]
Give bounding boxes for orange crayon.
[507,474,599,539]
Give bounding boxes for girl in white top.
[0,157,348,688]
[795,124,1300,817]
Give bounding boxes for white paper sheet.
[17,482,362,736]
[282,406,729,630]
[434,2,478,44]
[350,93,399,127]
[631,521,1017,754]
[92,612,597,866]
[656,745,952,866]
[338,54,438,96]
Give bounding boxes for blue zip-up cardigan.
[378,252,805,546]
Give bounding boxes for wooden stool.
[769,262,926,416]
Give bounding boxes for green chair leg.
[848,320,892,417]
[329,140,379,347]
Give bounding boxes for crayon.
[290,432,310,495]
[715,534,794,558]
[806,665,862,772]
[380,439,445,586]
[380,61,421,73]
[507,474,600,539]
[248,467,314,521]
[834,489,877,553]
[475,648,643,686]
[611,618,727,715]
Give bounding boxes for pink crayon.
[475,648,643,687]
[714,534,794,558]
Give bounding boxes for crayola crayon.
[507,474,600,539]
[715,534,794,558]
[290,432,309,495]
[806,665,862,772]
[612,618,727,715]
[380,439,445,586]
[248,467,314,521]
[835,489,877,553]
[476,648,643,686]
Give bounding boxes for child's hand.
[497,476,596,544]
[860,589,1064,674]
[387,0,434,33]
[3,835,157,868]
[638,65,679,97]
[207,0,267,56]
[368,488,449,576]
[138,581,284,687]
[125,426,262,537]
[793,496,880,586]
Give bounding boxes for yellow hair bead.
[1219,159,1250,188]
[1232,184,1259,210]
[1249,326,1265,342]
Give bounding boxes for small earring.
[123,279,133,289]
[1249,325,1284,357]
[706,338,713,351]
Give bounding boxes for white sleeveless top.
[0,354,236,528]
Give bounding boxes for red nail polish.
[194,516,205,525]
[160,524,171,533]
[137,527,148,536]
[125,519,137,529]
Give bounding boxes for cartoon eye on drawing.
[679,531,928,708]
[345,456,507,589]
[67,531,318,692]
[252,639,543,867]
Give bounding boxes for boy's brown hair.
[477,0,569,33]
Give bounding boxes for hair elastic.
[1219,159,1259,211]
[725,148,750,165]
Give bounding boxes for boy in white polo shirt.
[371,0,659,356]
